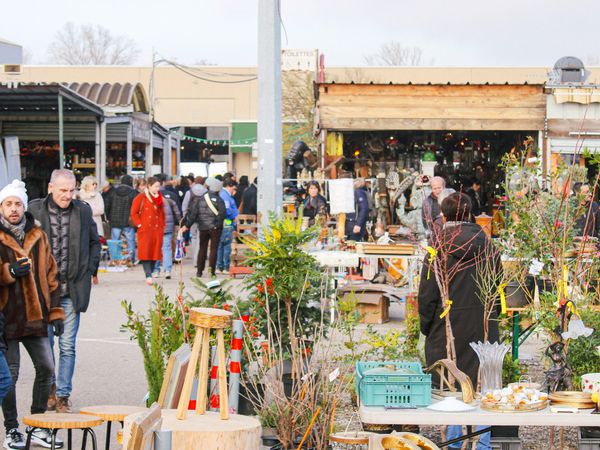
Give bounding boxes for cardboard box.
[344,292,390,324]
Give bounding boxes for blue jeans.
[447,425,491,450]
[155,233,173,273]
[0,353,11,403]
[48,297,80,398]
[111,226,136,260]
[217,227,234,270]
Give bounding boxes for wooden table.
[360,403,600,427]
[80,405,147,450]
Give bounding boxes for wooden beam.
[320,117,544,131]
[319,105,545,121]
[321,84,544,97]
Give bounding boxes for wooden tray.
[480,399,548,413]
[356,243,415,255]
[549,391,595,409]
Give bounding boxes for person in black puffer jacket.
[181,177,226,278]
[104,175,138,261]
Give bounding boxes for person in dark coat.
[234,175,249,207]
[240,178,258,216]
[465,179,485,217]
[418,192,499,450]
[345,178,369,241]
[28,169,101,415]
[421,176,445,231]
[418,192,500,383]
[104,175,138,261]
[181,178,226,278]
[302,181,328,226]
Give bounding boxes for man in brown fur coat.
[0,180,65,450]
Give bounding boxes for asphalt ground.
[3,260,203,449]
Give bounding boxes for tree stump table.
[80,405,147,450]
[159,409,261,450]
[23,413,103,450]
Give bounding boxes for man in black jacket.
[345,178,370,241]
[181,177,226,278]
[28,169,101,414]
[104,175,138,261]
[240,178,257,216]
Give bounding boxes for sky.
[3,0,600,67]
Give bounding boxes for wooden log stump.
[160,409,261,450]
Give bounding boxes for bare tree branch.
[364,40,434,66]
[48,22,140,65]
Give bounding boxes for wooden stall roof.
[317,84,546,131]
[321,66,600,86]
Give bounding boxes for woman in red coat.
[130,177,165,285]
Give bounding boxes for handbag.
[128,196,144,227]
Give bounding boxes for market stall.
[315,68,546,226]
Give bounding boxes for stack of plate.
[549,391,595,409]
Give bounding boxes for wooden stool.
[176,307,233,421]
[80,405,147,450]
[23,413,103,450]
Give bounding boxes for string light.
[181,134,256,145]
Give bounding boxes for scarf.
[145,189,163,207]
[0,214,26,245]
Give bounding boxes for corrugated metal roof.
[65,82,149,113]
[320,66,600,86]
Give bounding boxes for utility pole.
[257,0,282,223]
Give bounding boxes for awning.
[0,83,104,121]
[230,121,256,153]
[550,138,600,154]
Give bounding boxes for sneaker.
[47,383,57,411]
[152,271,160,278]
[56,396,72,414]
[145,277,153,286]
[3,428,25,449]
[165,271,171,280]
[195,272,202,278]
[26,427,64,449]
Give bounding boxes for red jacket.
[130,192,165,261]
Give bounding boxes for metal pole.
[58,95,64,169]
[126,123,133,175]
[100,120,107,185]
[257,0,282,224]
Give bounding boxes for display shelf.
[72,163,96,169]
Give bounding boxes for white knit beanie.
[205,177,223,192]
[0,179,28,208]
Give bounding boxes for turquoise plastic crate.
[356,361,431,408]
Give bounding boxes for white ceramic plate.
[426,397,476,412]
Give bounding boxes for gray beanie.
[205,177,223,192]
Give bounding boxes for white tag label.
[329,367,340,382]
